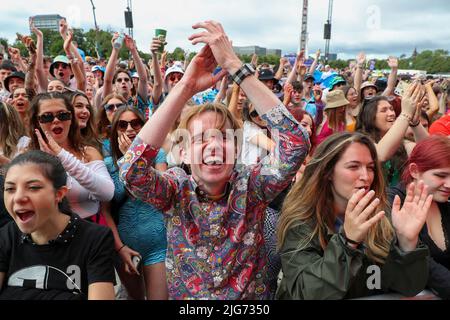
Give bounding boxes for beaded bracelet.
[399,113,413,122]
[410,120,421,127]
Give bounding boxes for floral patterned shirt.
[118,104,310,300]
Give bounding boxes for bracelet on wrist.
[342,229,362,247]
[117,244,126,253]
[409,120,421,127]
[399,113,413,122]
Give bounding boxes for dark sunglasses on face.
[117,119,143,131]
[55,63,69,69]
[104,103,125,112]
[38,111,72,124]
[169,74,183,82]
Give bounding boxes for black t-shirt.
[0,214,116,300]
[0,171,13,229]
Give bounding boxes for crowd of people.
[0,18,449,300]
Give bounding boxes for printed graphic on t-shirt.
[8,264,82,293]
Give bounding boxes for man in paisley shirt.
[119,20,310,299]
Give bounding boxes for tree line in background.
[1,28,449,74]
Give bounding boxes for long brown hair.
[28,92,84,157]
[277,132,394,264]
[0,102,26,158]
[326,106,346,132]
[69,91,102,152]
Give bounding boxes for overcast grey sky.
[1,0,449,59]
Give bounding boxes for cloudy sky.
[1,0,449,60]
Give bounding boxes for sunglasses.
[55,63,69,69]
[169,74,183,82]
[249,110,259,118]
[104,103,125,112]
[38,111,72,124]
[117,119,143,131]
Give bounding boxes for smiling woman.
[0,150,115,300]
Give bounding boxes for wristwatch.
[231,63,256,86]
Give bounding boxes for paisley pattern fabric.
[119,104,310,300]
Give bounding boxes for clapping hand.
[343,189,385,245]
[392,181,433,252]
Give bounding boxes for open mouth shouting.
[51,126,64,136]
[15,209,36,224]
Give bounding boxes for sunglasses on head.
[117,119,143,131]
[169,74,183,82]
[249,110,259,118]
[104,103,125,112]
[38,111,72,124]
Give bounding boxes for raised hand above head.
[189,20,241,74]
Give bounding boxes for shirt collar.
[21,213,81,245]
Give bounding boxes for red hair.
[287,107,316,151]
[402,136,450,184]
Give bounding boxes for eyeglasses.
[117,119,143,131]
[38,111,72,124]
[249,110,259,118]
[116,77,130,83]
[104,103,125,112]
[169,74,183,82]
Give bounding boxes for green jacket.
[276,222,429,300]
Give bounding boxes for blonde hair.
[277,132,394,264]
[177,103,242,148]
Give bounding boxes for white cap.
[164,65,185,81]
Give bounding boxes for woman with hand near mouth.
[388,136,450,299]
[277,132,432,300]
[119,20,310,300]
[27,92,115,223]
[357,83,429,186]
[0,150,116,300]
[105,106,168,300]
[96,93,128,158]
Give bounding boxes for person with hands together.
[119,20,310,300]
[277,132,430,300]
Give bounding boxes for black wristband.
[410,120,420,127]
[342,229,362,246]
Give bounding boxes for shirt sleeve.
[247,104,310,204]
[118,136,178,212]
[57,149,115,202]
[86,227,116,286]
[277,224,365,300]
[0,224,12,273]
